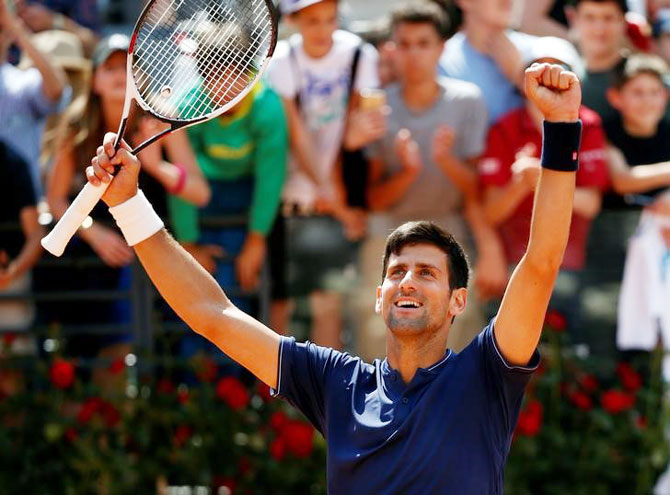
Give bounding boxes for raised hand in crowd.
[485,31,524,89]
[511,143,541,192]
[395,128,423,176]
[0,0,66,102]
[431,124,455,167]
[343,106,387,151]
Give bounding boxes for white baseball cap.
[280,0,332,15]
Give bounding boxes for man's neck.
[585,50,622,73]
[386,331,449,384]
[401,79,441,112]
[462,17,503,54]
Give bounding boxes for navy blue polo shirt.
[273,320,540,494]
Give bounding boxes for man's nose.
[398,270,417,292]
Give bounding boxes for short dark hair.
[611,53,669,89]
[390,1,451,41]
[381,221,470,290]
[572,0,627,14]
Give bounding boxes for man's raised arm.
[494,63,582,366]
[88,133,281,387]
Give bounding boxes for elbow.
[524,251,562,281]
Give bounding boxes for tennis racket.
[41,0,278,256]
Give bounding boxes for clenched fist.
[524,63,581,123]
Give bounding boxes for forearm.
[10,231,43,279]
[611,163,670,194]
[438,156,478,199]
[149,161,210,206]
[12,20,66,101]
[483,181,530,225]
[134,229,280,385]
[573,187,602,219]
[525,168,575,270]
[368,170,417,211]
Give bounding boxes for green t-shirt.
[169,83,288,241]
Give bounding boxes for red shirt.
[478,106,610,270]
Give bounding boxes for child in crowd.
[266,0,384,348]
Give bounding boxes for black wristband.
[540,120,582,172]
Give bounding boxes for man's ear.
[375,286,382,314]
[606,87,622,110]
[449,287,467,317]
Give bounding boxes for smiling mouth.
[394,300,422,309]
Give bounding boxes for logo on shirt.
[479,157,501,175]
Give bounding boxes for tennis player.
[87,62,582,494]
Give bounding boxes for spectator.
[168,81,287,319]
[583,53,670,355]
[653,9,670,63]
[0,140,43,340]
[353,17,398,87]
[0,0,69,195]
[571,0,629,123]
[439,0,537,124]
[15,0,99,56]
[519,0,571,38]
[42,34,207,393]
[266,0,381,348]
[361,1,507,358]
[18,29,91,173]
[478,37,609,338]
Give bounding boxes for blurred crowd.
[1,0,670,391]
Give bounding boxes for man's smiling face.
[376,243,454,337]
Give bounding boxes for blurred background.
[2,0,670,493]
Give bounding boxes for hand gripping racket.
[41,0,278,256]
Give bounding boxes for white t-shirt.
[266,30,379,208]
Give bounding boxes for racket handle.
[41,181,110,257]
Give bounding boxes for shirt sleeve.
[576,118,610,190]
[22,68,67,118]
[265,41,297,100]
[272,337,352,434]
[461,91,489,159]
[476,320,540,432]
[477,123,514,187]
[248,87,288,235]
[354,43,380,91]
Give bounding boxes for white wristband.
[108,189,164,246]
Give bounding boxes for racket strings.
[131,0,273,121]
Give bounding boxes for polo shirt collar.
[381,350,453,398]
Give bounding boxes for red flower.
[177,388,189,405]
[108,358,125,375]
[195,356,217,383]
[49,358,75,389]
[516,400,543,436]
[77,397,102,424]
[157,378,175,395]
[616,363,642,392]
[269,437,286,461]
[257,382,273,402]
[282,420,315,458]
[238,456,252,476]
[601,389,636,414]
[64,427,78,443]
[569,391,593,411]
[636,416,648,430]
[100,401,121,428]
[216,377,250,410]
[269,410,288,432]
[579,374,599,393]
[173,425,192,447]
[2,333,16,347]
[544,310,567,332]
